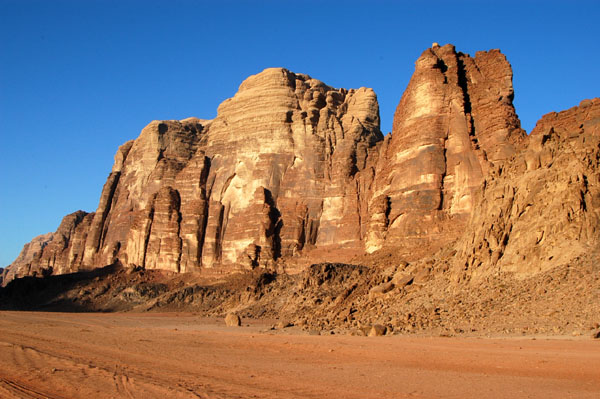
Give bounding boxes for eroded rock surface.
[456,98,600,279]
[2,232,54,282]
[6,67,385,282]
[5,211,94,283]
[364,44,524,254]
[8,44,568,285]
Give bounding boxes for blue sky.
[1,0,599,267]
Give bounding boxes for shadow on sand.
[0,265,119,312]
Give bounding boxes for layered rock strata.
[5,44,529,282]
[4,212,92,282]
[456,98,600,279]
[364,44,524,253]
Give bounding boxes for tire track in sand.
[0,377,64,399]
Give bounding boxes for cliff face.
[455,98,600,279]
[2,232,55,281]
[5,44,531,282]
[364,44,524,253]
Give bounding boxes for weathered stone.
[369,281,395,297]
[455,98,600,279]
[364,44,525,255]
[368,324,387,336]
[392,274,414,288]
[225,313,241,327]
[4,45,556,285]
[1,232,53,284]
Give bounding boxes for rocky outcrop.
[6,67,384,282]
[5,44,535,283]
[364,44,524,253]
[3,212,92,284]
[456,98,600,279]
[2,232,54,283]
[194,68,382,269]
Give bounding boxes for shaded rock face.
[364,44,525,253]
[3,212,92,284]
[2,232,54,283]
[456,98,600,279]
[6,45,532,282]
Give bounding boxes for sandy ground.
[0,312,598,399]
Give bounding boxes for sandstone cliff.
[456,98,600,279]
[5,45,532,283]
[3,232,55,282]
[364,44,524,254]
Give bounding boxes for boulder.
[368,324,388,336]
[225,313,241,327]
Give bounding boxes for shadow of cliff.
[0,265,119,312]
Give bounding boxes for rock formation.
[455,98,600,279]
[6,67,385,282]
[6,43,563,285]
[2,232,55,282]
[364,44,525,254]
[2,211,95,283]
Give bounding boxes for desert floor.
[0,311,598,398]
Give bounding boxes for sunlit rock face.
[455,98,600,279]
[364,44,525,254]
[5,67,382,279]
[195,68,383,269]
[5,44,533,282]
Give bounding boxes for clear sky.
[1,0,599,267]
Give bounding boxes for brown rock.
[368,324,387,336]
[455,98,600,279]
[369,281,395,297]
[2,45,540,284]
[364,44,524,255]
[225,313,241,327]
[277,321,293,329]
[392,274,414,288]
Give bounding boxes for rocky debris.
[5,44,525,283]
[276,320,293,329]
[368,324,387,336]
[1,249,598,339]
[225,313,241,327]
[455,98,600,279]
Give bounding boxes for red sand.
[0,311,598,398]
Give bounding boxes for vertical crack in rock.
[175,207,183,273]
[87,172,121,254]
[141,206,154,268]
[456,56,473,115]
[263,188,282,260]
[195,156,211,269]
[214,204,226,264]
